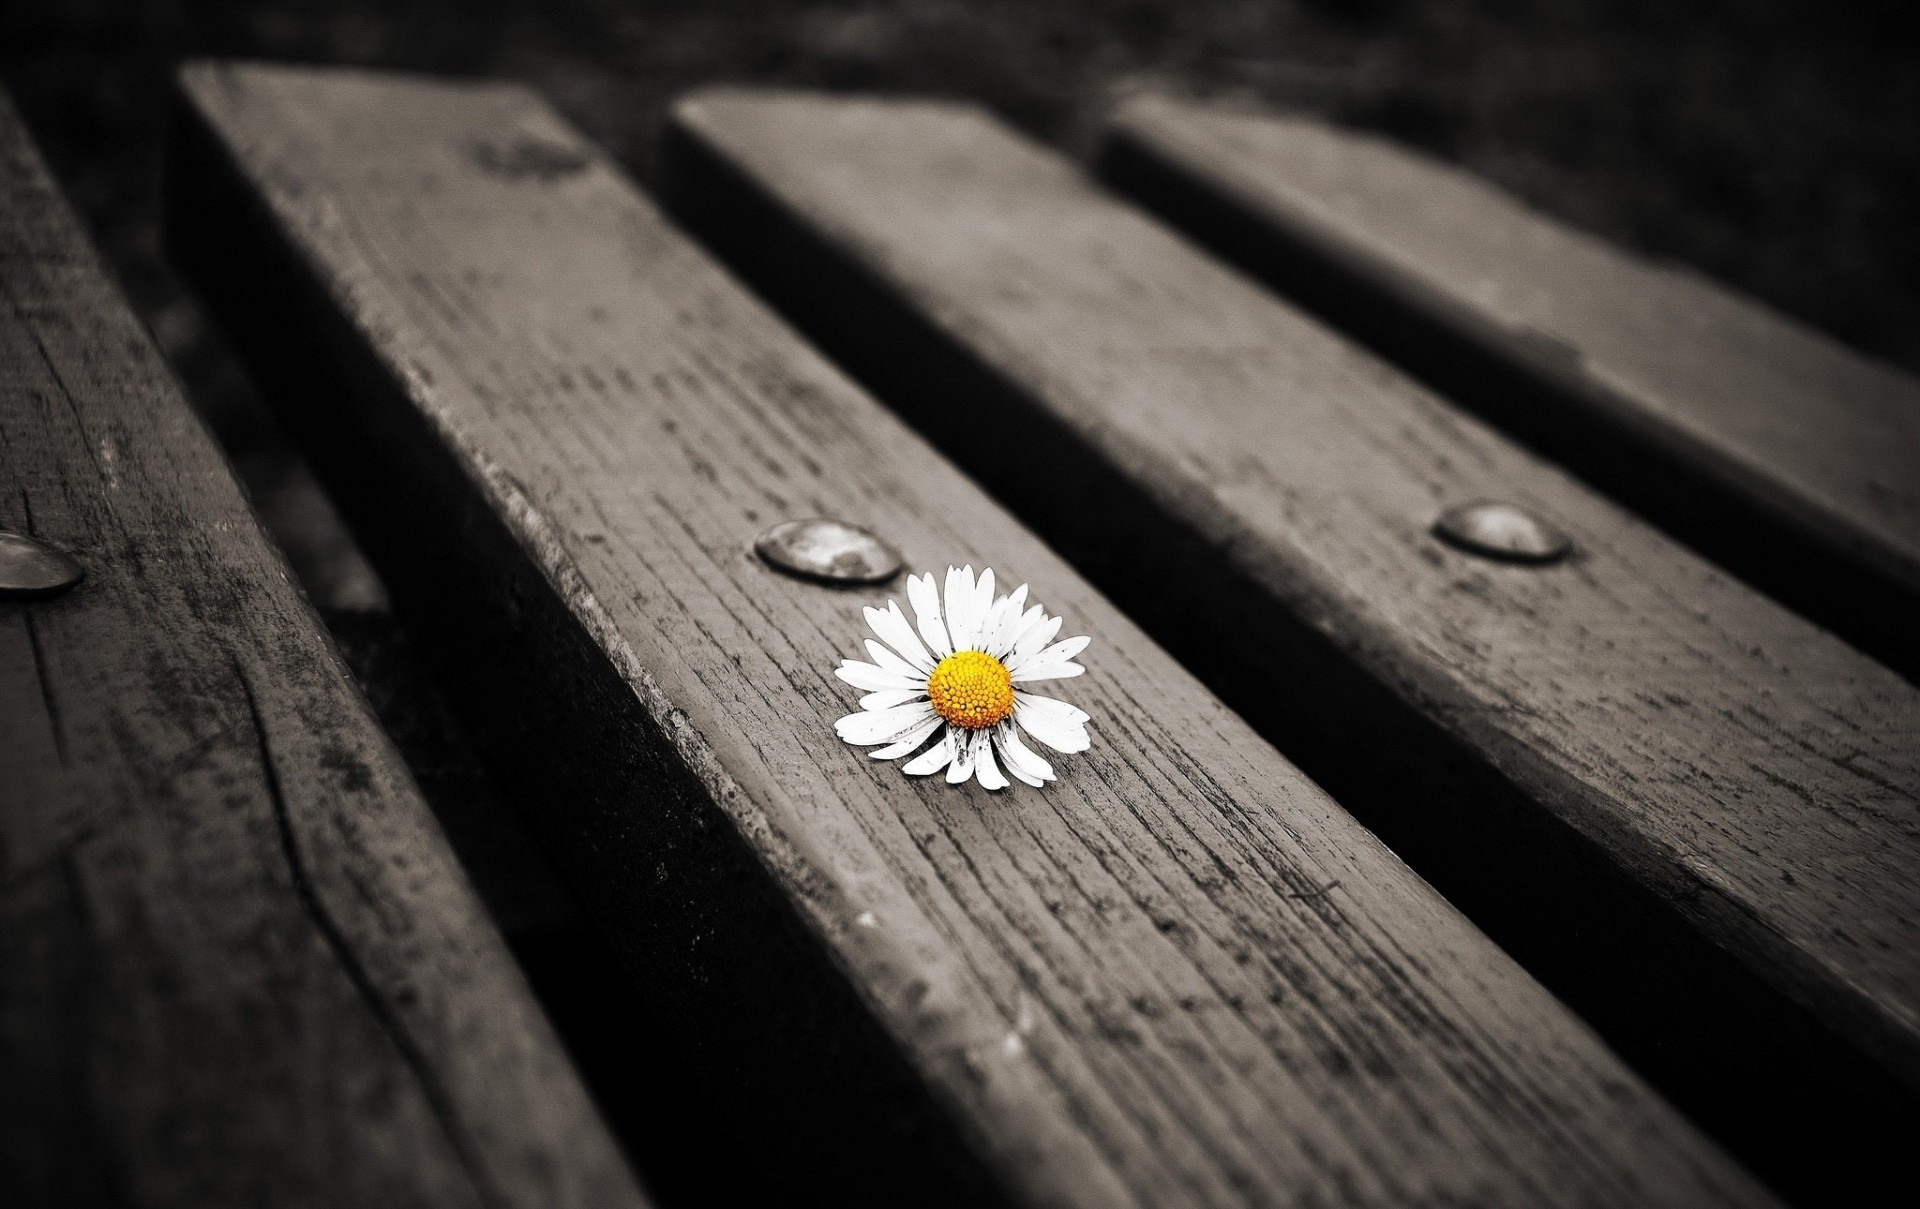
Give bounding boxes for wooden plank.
[1095,95,1920,680]
[658,88,1920,1198]
[0,89,647,1209]
[169,62,1776,1209]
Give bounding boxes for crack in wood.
[236,661,508,1209]
[22,609,68,767]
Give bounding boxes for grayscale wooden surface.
[660,88,1920,1106]
[0,88,648,1209]
[1096,95,1920,678]
[171,62,1774,1209]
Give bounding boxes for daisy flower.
[834,565,1091,789]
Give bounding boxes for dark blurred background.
[5,3,1914,1203]
[5,0,1917,596]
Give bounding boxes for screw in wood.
[754,517,902,585]
[1432,502,1572,565]
[0,531,85,601]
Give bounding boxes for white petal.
[907,573,954,659]
[1015,692,1091,725]
[1012,662,1085,682]
[1011,613,1062,664]
[1008,633,1091,674]
[979,587,1028,660]
[866,639,922,680]
[985,585,1030,657]
[977,595,1014,658]
[974,737,1010,790]
[1014,694,1091,753]
[865,602,935,673]
[1016,712,1090,754]
[946,727,979,784]
[1002,605,1044,660]
[870,713,944,760]
[836,661,923,693]
[861,687,929,711]
[998,752,1045,788]
[902,730,956,776]
[971,568,996,647]
[996,724,1054,785]
[836,701,936,746]
[944,565,980,652]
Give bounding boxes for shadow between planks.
[168,62,1776,1209]
[657,88,1920,1209]
[322,608,776,1209]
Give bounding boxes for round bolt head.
[1433,502,1571,565]
[0,531,85,600]
[755,518,902,585]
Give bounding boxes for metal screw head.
[1433,502,1571,565]
[754,518,902,585]
[0,531,85,600]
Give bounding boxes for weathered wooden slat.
[1096,95,1920,680]
[171,62,1775,1209]
[0,90,647,1208]
[658,88,1920,1197]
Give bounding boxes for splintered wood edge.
[0,86,646,1208]
[172,61,1775,1209]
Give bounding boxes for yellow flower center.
[926,650,1014,730]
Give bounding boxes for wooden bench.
[1096,95,1920,680]
[658,88,1920,1202]
[0,89,647,1208]
[166,63,1780,1208]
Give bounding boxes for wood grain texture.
[659,87,1920,1114]
[0,89,647,1209]
[170,62,1775,1209]
[1096,96,1920,680]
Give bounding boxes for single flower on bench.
[835,565,1092,790]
